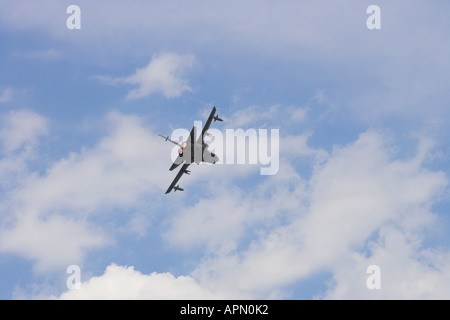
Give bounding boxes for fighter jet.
[158,106,223,194]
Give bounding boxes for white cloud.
[281,133,327,158]
[320,227,450,299]
[1,1,448,124]
[0,215,106,273]
[187,131,448,298]
[10,122,447,298]
[0,111,171,272]
[14,111,168,214]
[0,1,370,58]
[18,49,62,61]
[0,110,48,154]
[164,190,252,254]
[56,264,231,299]
[289,107,307,123]
[228,104,311,132]
[0,110,48,190]
[99,52,195,99]
[0,0,448,300]
[229,105,281,128]
[2,108,447,299]
[0,88,13,103]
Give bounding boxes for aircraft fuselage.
[183,142,218,165]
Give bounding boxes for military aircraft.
[158,106,223,194]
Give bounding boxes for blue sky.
[0,0,449,299]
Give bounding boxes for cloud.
[0,110,48,191]
[0,1,372,58]
[16,112,168,214]
[0,215,106,273]
[0,111,171,272]
[7,114,447,298]
[0,110,48,154]
[227,104,310,130]
[187,131,448,298]
[164,190,252,254]
[229,105,281,128]
[1,1,448,125]
[1,0,449,298]
[16,49,62,61]
[98,52,195,99]
[0,88,14,103]
[320,227,450,299]
[56,263,231,299]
